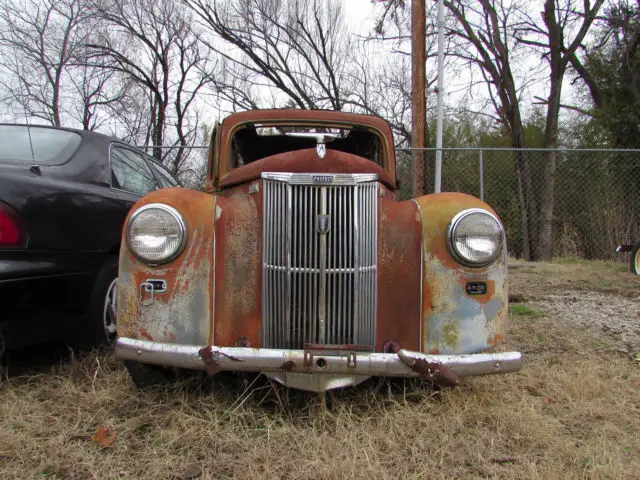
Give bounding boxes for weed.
[510,303,541,317]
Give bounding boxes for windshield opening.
[230,123,383,168]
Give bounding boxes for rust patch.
[281,360,296,371]
[138,328,154,341]
[219,148,395,189]
[383,340,401,354]
[414,192,508,354]
[461,278,496,304]
[116,188,216,346]
[198,346,222,376]
[214,183,263,347]
[409,358,459,388]
[198,346,243,376]
[234,337,252,347]
[376,196,422,352]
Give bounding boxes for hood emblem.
[316,214,331,234]
[313,175,334,184]
[316,142,326,159]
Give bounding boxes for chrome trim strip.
[116,337,523,378]
[211,198,217,346]
[262,182,268,347]
[318,187,328,343]
[411,199,424,352]
[285,183,292,345]
[353,184,359,342]
[262,172,378,185]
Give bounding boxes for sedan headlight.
[126,204,187,264]
[448,209,504,267]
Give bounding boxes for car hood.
[218,148,396,190]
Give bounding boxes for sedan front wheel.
[76,255,118,348]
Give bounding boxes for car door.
[146,158,180,189]
[110,145,162,196]
[103,145,162,247]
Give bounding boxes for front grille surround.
[262,172,378,349]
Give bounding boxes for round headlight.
[448,209,504,267]
[126,204,187,264]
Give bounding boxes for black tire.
[76,255,118,348]
[631,243,640,275]
[124,360,174,388]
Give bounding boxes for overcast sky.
[343,0,376,34]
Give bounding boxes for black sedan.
[0,124,179,350]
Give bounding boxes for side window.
[110,146,160,195]
[148,160,179,188]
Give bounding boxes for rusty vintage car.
[114,110,523,392]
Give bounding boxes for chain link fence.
[397,148,640,260]
[154,144,640,261]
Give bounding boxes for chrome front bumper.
[116,337,523,390]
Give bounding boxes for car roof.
[215,109,398,188]
[221,109,394,136]
[0,123,122,143]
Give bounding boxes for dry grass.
[1,260,639,480]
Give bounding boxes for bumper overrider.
[116,337,523,390]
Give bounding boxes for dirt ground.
[1,259,639,479]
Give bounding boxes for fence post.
[479,149,484,201]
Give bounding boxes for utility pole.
[434,0,445,193]
[411,0,426,197]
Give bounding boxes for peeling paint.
[376,196,421,351]
[116,188,216,346]
[213,183,263,346]
[116,112,510,388]
[414,193,509,355]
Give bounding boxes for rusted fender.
[116,188,216,346]
[376,190,422,352]
[414,192,508,355]
[213,183,263,347]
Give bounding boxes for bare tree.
[67,58,129,130]
[442,0,539,259]
[185,0,352,111]
[0,0,92,126]
[88,0,212,173]
[515,0,605,260]
[346,52,415,146]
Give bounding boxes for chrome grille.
[262,172,378,349]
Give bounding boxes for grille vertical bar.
[263,173,378,349]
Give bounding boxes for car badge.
[313,175,334,184]
[316,142,326,159]
[316,214,331,234]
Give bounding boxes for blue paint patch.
[427,285,493,354]
[483,298,503,322]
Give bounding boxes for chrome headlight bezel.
[447,208,504,268]
[126,203,187,265]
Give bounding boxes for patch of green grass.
[553,256,585,265]
[552,256,628,272]
[510,303,541,318]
